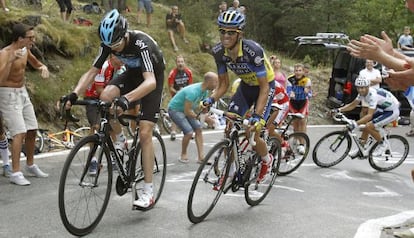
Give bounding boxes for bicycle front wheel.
[187,140,231,224]
[278,132,310,176]
[58,135,112,236]
[132,131,167,206]
[245,137,281,206]
[312,131,351,168]
[369,135,409,172]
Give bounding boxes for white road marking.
[362,185,401,197]
[321,170,374,181]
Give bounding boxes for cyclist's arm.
[73,67,101,96]
[124,71,156,103]
[210,73,229,102]
[255,76,270,116]
[357,107,375,125]
[338,99,360,112]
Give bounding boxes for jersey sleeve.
[92,44,111,69]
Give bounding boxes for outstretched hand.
[386,58,414,91]
[347,32,392,60]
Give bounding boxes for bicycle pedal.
[132,204,154,212]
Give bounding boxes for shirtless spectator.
[166,5,189,51]
[0,23,49,185]
[167,55,193,140]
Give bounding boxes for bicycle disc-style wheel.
[132,131,167,206]
[369,135,409,172]
[278,132,310,176]
[312,131,351,168]
[244,137,281,206]
[58,135,112,236]
[187,140,231,224]
[71,126,91,145]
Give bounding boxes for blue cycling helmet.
[98,9,128,46]
[217,10,246,30]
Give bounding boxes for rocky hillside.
[0,0,334,132]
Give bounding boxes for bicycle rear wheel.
[71,126,91,145]
[369,135,409,172]
[160,108,173,135]
[187,140,231,223]
[58,135,112,236]
[278,132,310,176]
[132,131,167,207]
[244,137,281,206]
[312,131,351,168]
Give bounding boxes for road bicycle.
[37,101,90,152]
[312,112,409,172]
[187,107,281,224]
[271,111,310,175]
[58,99,167,236]
[37,125,90,152]
[5,128,44,155]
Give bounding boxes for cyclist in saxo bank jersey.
[61,9,165,210]
[203,10,276,184]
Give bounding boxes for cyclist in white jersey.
[333,76,400,157]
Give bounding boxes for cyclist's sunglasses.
[109,37,124,48]
[219,28,241,36]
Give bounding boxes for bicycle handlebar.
[333,112,365,129]
[208,106,256,146]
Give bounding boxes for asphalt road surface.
[1,125,414,238]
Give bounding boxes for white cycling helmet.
[354,76,370,87]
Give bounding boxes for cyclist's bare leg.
[139,120,155,183]
[364,122,382,142]
[293,117,307,145]
[11,133,25,172]
[266,110,279,138]
[245,129,267,157]
[100,85,124,140]
[24,130,36,166]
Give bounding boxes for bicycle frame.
[334,113,388,158]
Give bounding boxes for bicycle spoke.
[59,136,112,236]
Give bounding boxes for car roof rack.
[294,32,350,48]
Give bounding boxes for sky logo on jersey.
[135,39,147,50]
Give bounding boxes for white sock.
[144,183,153,194]
[0,138,9,165]
[261,154,270,164]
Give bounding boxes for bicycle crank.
[115,176,128,196]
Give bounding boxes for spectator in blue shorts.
[168,72,218,164]
[137,0,153,27]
